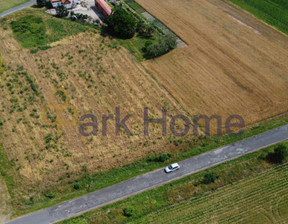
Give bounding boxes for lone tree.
[266,144,288,164]
[56,5,68,18]
[37,0,46,7]
[106,7,137,39]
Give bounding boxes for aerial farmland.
[136,0,288,131]
[0,0,288,223]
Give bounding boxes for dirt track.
[136,0,288,130]
[0,177,11,223]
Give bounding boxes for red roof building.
[50,0,73,8]
[95,0,112,18]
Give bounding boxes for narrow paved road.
[0,0,36,18]
[6,124,288,224]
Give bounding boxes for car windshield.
[168,165,173,169]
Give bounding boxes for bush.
[106,7,137,39]
[123,206,135,217]
[44,191,55,199]
[144,34,177,58]
[73,183,81,190]
[147,153,173,163]
[56,5,69,18]
[71,13,89,21]
[39,45,51,50]
[137,21,154,38]
[203,172,219,184]
[30,49,39,54]
[25,197,34,206]
[36,0,46,7]
[266,144,288,164]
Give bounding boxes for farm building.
[95,0,112,18]
[50,0,79,9]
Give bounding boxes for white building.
[50,0,79,9]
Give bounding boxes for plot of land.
[228,0,288,35]
[133,162,288,223]
[0,10,185,213]
[136,0,288,133]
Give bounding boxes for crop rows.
[132,163,288,223]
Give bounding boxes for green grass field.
[58,142,288,224]
[9,13,88,48]
[0,0,30,14]
[228,0,288,35]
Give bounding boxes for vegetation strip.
[58,142,288,223]
[227,0,288,35]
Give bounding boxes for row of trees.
[106,7,177,58]
[36,1,177,58]
[105,7,156,39]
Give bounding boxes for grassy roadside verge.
[0,0,31,14]
[58,141,288,223]
[6,113,288,217]
[227,0,288,35]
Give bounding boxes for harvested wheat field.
[0,10,186,194]
[136,0,288,130]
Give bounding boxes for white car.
[164,163,180,173]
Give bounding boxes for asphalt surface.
[0,0,36,18]
[5,124,288,224]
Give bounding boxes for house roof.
[96,0,112,16]
[62,0,71,4]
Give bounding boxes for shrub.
[137,21,154,38]
[144,34,177,58]
[266,144,288,164]
[39,45,51,50]
[25,197,34,206]
[45,134,53,144]
[56,5,69,18]
[147,153,173,163]
[142,40,152,52]
[44,191,55,199]
[73,183,81,190]
[123,206,135,217]
[203,172,219,184]
[30,49,39,54]
[36,0,47,7]
[82,165,88,172]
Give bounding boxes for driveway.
[6,124,288,224]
